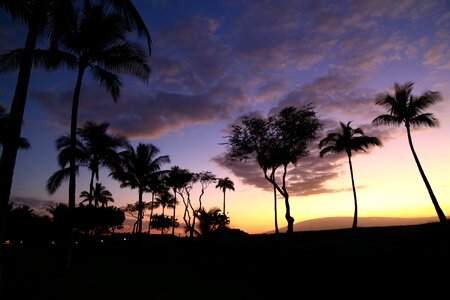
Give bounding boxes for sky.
[1,0,450,234]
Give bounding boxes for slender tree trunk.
[406,126,447,223]
[271,171,279,235]
[89,171,95,206]
[281,164,294,234]
[0,17,41,290]
[222,190,226,215]
[347,153,358,229]
[172,188,176,236]
[148,192,154,234]
[65,66,86,276]
[137,189,143,234]
[161,207,165,235]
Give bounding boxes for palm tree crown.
[215,177,235,215]
[372,81,441,129]
[319,122,382,158]
[372,81,446,223]
[319,121,381,229]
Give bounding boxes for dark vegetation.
[2,222,449,299]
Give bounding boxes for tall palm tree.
[0,0,152,278]
[0,3,74,278]
[110,143,170,234]
[372,81,447,223]
[215,177,235,216]
[319,121,382,229]
[55,2,150,226]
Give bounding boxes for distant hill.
[266,216,440,233]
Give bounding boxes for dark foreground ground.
[2,222,450,299]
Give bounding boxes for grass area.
[2,222,449,299]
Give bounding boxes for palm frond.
[372,114,403,126]
[0,49,23,72]
[90,66,121,102]
[46,166,78,194]
[410,113,439,128]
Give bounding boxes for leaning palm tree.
[110,143,170,234]
[372,81,447,223]
[319,121,382,229]
[215,177,235,216]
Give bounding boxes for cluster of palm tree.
[0,0,153,278]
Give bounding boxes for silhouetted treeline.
[4,203,125,244]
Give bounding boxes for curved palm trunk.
[0,15,42,287]
[347,153,358,229]
[406,126,447,223]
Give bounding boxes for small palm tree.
[215,177,235,216]
[110,143,170,234]
[372,81,447,223]
[153,190,177,235]
[80,183,114,207]
[319,121,382,229]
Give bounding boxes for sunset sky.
[1,0,449,234]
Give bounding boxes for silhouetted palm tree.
[80,182,114,207]
[46,121,127,200]
[55,3,150,229]
[319,121,382,229]
[215,177,234,216]
[110,143,170,234]
[77,121,127,196]
[153,190,176,235]
[0,0,75,246]
[372,81,447,223]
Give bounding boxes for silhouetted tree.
[46,121,127,201]
[0,4,75,280]
[319,121,382,229]
[0,0,152,279]
[152,190,177,235]
[224,105,321,234]
[215,177,234,216]
[111,143,170,234]
[165,166,191,236]
[372,82,447,223]
[195,207,229,237]
[80,182,114,207]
